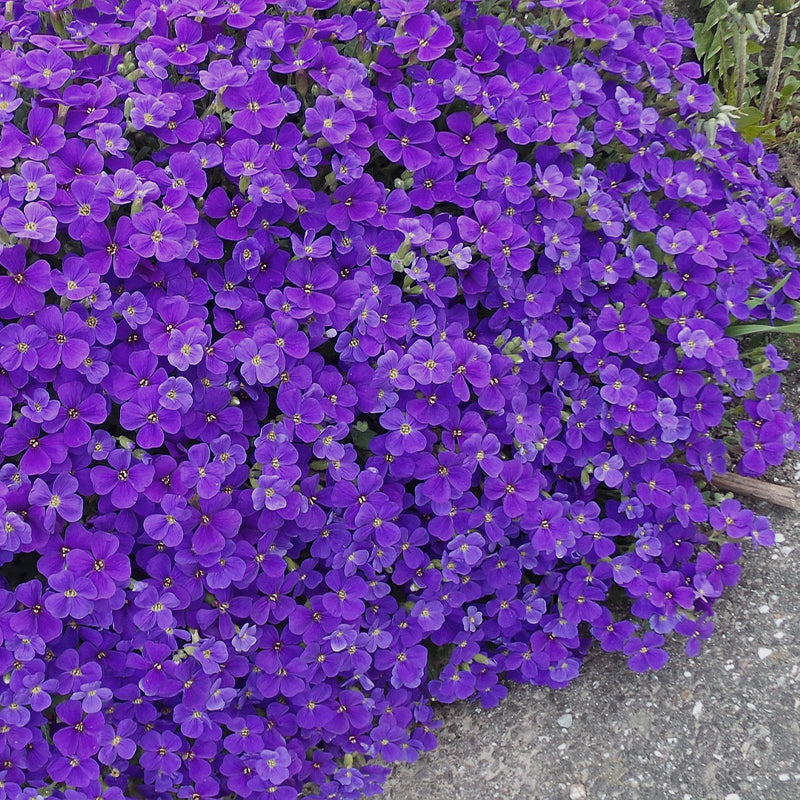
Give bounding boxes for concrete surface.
[383,506,800,800]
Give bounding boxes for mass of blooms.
[0,0,799,797]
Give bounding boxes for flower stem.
[761,13,788,124]
[735,20,747,107]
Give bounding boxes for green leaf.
[733,105,764,127]
[745,273,791,309]
[733,105,780,142]
[779,78,800,103]
[727,321,800,337]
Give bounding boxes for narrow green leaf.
[727,321,800,337]
[745,273,791,309]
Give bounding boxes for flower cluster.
[0,0,798,798]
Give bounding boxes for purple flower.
[133,585,181,632]
[1,201,57,241]
[179,443,226,499]
[66,532,130,600]
[53,701,105,759]
[380,409,427,455]
[223,79,286,135]
[657,226,694,255]
[439,112,497,165]
[0,323,47,371]
[0,6,792,797]
[457,200,512,252]
[484,461,540,518]
[592,453,625,488]
[45,571,98,620]
[9,160,57,202]
[406,340,455,385]
[44,381,107,447]
[6,106,66,159]
[395,14,455,61]
[0,246,50,315]
[130,209,188,261]
[376,642,428,689]
[256,746,292,785]
[623,631,669,672]
[2,418,68,475]
[95,123,129,157]
[167,327,207,371]
[411,599,445,631]
[12,579,62,641]
[306,96,356,145]
[91,450,155,509]
[236,338,280,385]
[143,494,191,547]
[119,387,181,449]
[192,638,229,674]
[36,307,91,370]
[98,719,137,765]
[140,730,182,774]
[157,376,192,412]
[377,114,435,170]
[29,474,83,526]
[252,475,292,512]
[200,60,248,92]
[130,96,173,131]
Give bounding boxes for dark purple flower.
[395,14,455,61]
[119,387,182,449]
[29,474,83,526]
[65,532,130,599]
[438,112,497,165]
[2,418,68,475]
[36,307,92,370]
[91,449,155,509]
[43,381,107,447]
[377,114,435,170]
[0,246,50,315]
[623,631,669,672]
[140,730,182,774]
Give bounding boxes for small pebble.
[758,647,774,660]
[569,784,587,800]
[557,713,573,729]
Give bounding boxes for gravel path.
[383,506,800,800]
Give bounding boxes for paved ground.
[383,506,800,800]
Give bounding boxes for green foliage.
[693,0,800,145]
[694,0,747,103]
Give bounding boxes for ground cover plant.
[0,0,799,797]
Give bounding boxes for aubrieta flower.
[0,1,796,799]
[1,201,58,242]
[28,473,83,526]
